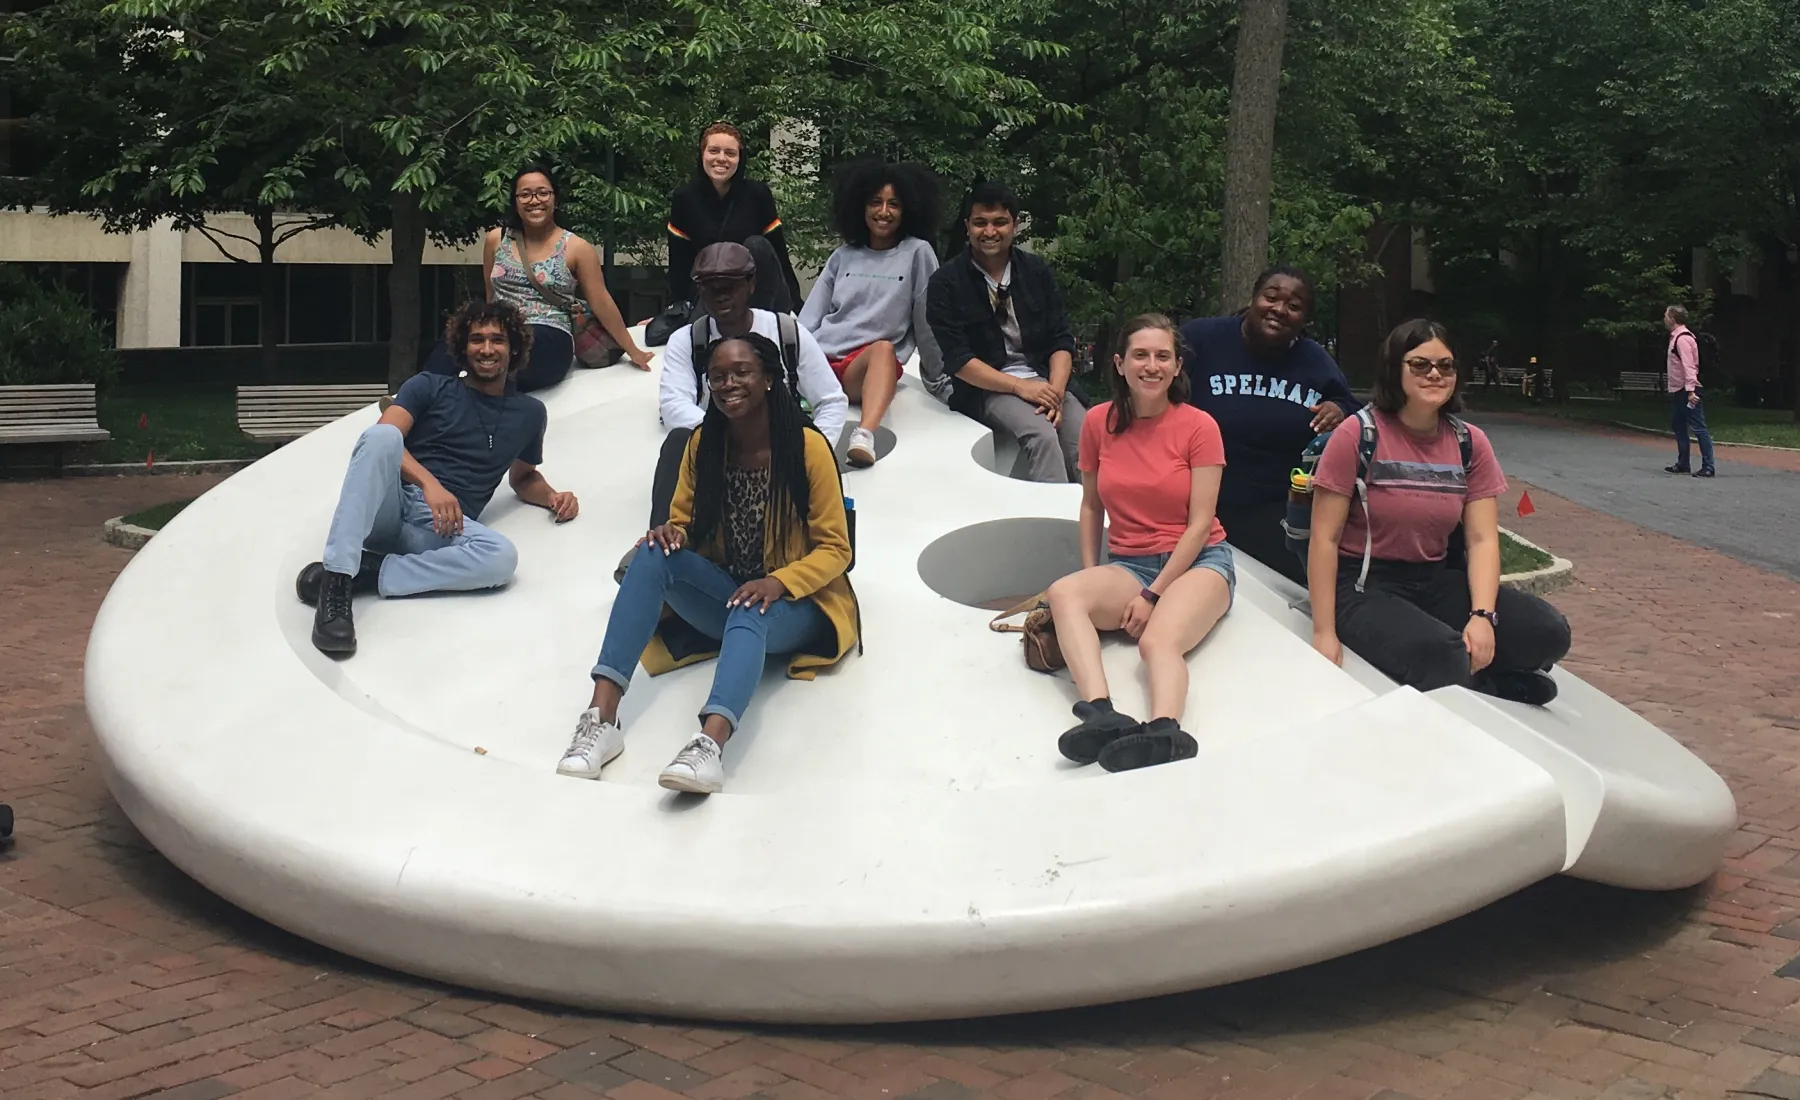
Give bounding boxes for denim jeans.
[1107,542,1238,607]
[321,424,519,596]
[592,545,832,729]
[1670,393,1716,472]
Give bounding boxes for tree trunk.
[254,208,281,382]
[1218,0,1290,312]
[387,189,427,392]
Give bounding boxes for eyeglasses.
[514,189,555,204]
[1403,357,1458,378]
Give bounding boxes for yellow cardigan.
[639,426,860,679]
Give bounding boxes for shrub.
[0,265,118,387]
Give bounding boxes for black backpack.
[691,311,802,403]
[1675,329,1721,388]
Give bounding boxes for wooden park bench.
[1614,371,1664,398]
[236,384,390,442]
[0,384,112,470]
[1496,366,1554,395]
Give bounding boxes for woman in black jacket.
[665,122,803,314]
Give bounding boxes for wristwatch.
[1469,609,1498,626]
[1140,587,1160,606]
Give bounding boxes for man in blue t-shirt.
[297,301,579,656]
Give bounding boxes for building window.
[180,262,482,347]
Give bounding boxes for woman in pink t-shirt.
[1046,314,1234,772]
[1308,319,1570,703]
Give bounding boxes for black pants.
[425,323,574,393]
[647,427,694,528]
[1335,558,1571,692]
[1217,497,1307,585]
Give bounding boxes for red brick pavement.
[5,471,1800,1100]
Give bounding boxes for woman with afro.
[799,160,944,466]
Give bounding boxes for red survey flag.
[145,449,154,469]
[137,412,148,430]
[1517,490,1536,517]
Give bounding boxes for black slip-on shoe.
[1475,668,1559,706]
[1098,718,1199,773]
[1057,699,1141,765]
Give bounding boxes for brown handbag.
[989,594,1065,673]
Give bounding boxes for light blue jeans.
[1108,541,1237,608]
[321,424,518,597]
[593,545,832,730]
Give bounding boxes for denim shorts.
[1108,541,1237,605]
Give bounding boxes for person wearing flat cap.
[649,242,847,528]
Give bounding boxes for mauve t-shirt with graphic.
[1311,410,1506,563]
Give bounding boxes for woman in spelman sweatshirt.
[800,160,943,467]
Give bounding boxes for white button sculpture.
[87,339,1735,1023]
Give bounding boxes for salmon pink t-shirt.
[1078,402,1228,556]
[1311,410,1506,563]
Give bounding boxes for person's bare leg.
[851,341,900,431]
[588,677,623,722]
[700,713,734,747]
[1135,568,1231,721]
[1046,565,1141,702]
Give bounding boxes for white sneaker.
[658,734,725,794]
[846,426,878,468]
[556,708,625,779]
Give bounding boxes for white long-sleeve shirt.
[657,309,848,444]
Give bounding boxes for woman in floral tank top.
[428,167,652,392]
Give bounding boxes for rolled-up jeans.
[321,424,518,596]
[592,545,831,730]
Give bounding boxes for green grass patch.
[1464,391,1800,449]
[87,382,278,464]
[120,497,194,530]
[1500,530,1553,575]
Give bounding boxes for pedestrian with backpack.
[1306,319,1571,705]
[1663,305,1716,478]
[650,242,847,529]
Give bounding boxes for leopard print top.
[722,464,771,583]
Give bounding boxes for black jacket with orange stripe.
[665,176,802,308]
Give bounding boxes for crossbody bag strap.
[1353,407,1378,594]
[989,593,1047,633]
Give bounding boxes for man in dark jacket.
[925,181,1083,482]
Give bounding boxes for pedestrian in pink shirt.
[1307,319,1570,704]
[1663,305,1716,477]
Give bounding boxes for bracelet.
[1140,587,1160,606]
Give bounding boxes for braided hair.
[686,333,819,554]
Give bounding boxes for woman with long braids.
[557,334,859,795]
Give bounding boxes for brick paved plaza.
[4,435,1800,1100]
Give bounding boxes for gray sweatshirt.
[800,238,944,392]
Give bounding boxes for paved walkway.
[4,469,1800,1100]
[1479,414,1800,580]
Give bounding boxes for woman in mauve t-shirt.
[1307,319,1571,704]
[1045,314,1236,773]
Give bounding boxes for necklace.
[465,379,509,450]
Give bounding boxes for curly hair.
[694,121,748,184]
[444,300,533,375]
[1371,317,1461,415]
[685,332,822,555]
[829,160,943,248]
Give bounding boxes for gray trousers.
[981,389,1086,483]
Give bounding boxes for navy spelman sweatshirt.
[1179,315,1359,514]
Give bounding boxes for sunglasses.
[1403,356,1458,378]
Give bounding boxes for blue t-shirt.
[392,372,547,519]
[1179,315,1358,513]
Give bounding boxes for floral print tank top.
[490,230,579,333]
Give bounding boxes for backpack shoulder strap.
[777,311,801,391]
[690,317,710,403]
[1446,414,1473,474]
[1353,407,1379,482]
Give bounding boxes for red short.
[827,344,905,383]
